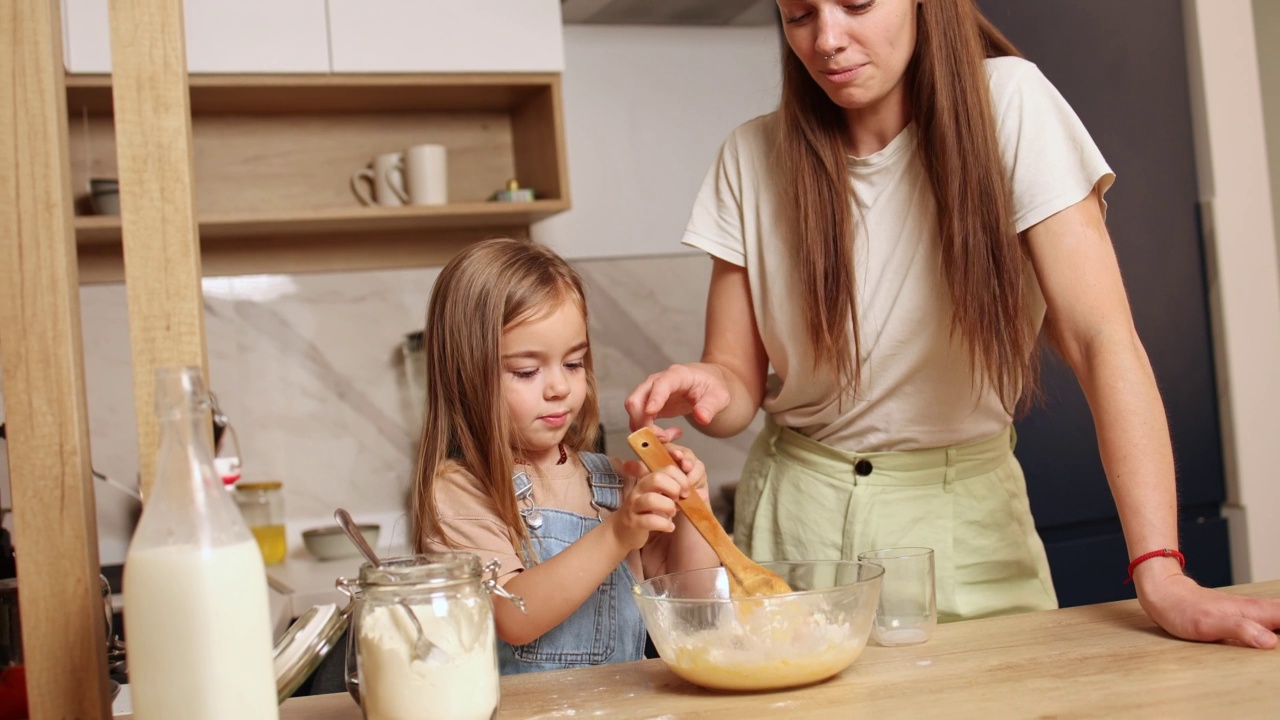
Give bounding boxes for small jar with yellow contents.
[233,481,287,565]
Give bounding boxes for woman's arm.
[1026,189,1280,648]
[626,258,769,439]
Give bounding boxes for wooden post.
[0,0,113,717]
[107,0,209,497]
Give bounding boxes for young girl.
[412,237,719,674]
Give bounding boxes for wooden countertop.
[131,580,1280,718]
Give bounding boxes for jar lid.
[273,602,349,703]
[359,553,482,588]
[236,481,283,492]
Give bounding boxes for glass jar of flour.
[338,553,524,720]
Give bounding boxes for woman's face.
[778,0,918,112]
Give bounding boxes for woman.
[626,0,1279,646]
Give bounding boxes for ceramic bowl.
[632,560,884,691]
[301,524,379,561]
[88,178,120,215]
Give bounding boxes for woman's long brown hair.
[411,237,600,555]
[777,0,1037,413]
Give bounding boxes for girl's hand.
[625,364,733,442]
[609,463,697,550]
[620,444,709,506]
[1136,566,1280,648]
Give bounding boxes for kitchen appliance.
[0,574,124,713]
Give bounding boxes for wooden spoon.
[627,428,792,598]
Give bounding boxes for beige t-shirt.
[683,56,1115,451]
[424,457,644,582]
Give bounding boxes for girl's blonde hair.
[411,237,600,555]
[777,0,1038,414]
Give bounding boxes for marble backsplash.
[0,252,761,565]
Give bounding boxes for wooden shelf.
[74,199,569,243]
[73,200,569,284]
[65,73,562,115]
[65,72,571,283]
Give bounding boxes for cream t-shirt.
[683,56,1115,451]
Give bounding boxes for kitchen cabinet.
[326,0,564,74]
[62,0,331,74]
[63,0,564,76]
[65,72,570,282]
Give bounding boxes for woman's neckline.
[847,123,915,169]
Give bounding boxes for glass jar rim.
[357,552,482,588]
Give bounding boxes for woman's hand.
[1136,564,1280,648]
[625,259,769,441]
[624,364,734,442]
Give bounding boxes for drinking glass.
[857,547,936,646]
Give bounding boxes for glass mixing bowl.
[632,560,884,691]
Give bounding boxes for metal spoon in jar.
[334,508,437,663]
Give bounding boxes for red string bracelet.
[1125,548,1185,584]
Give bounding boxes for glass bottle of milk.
[123,367,279,719]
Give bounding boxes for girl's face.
[778,0,918,113]
[501,299,590,465]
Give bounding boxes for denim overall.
[497,452,648,674]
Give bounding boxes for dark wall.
[976,0,1229,604]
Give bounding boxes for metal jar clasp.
[481,559,526,614]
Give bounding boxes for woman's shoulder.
[983,54,1041,82]
[983,55,1057,108]
[721,112,780,154]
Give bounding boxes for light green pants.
[734,419,1057,622]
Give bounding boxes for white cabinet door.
[327,0,564,73]
[184,0,330,73]
[63,0,112,73]
[62,0,331,74]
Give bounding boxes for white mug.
[351,152,408,207]
[390,144,448,206]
